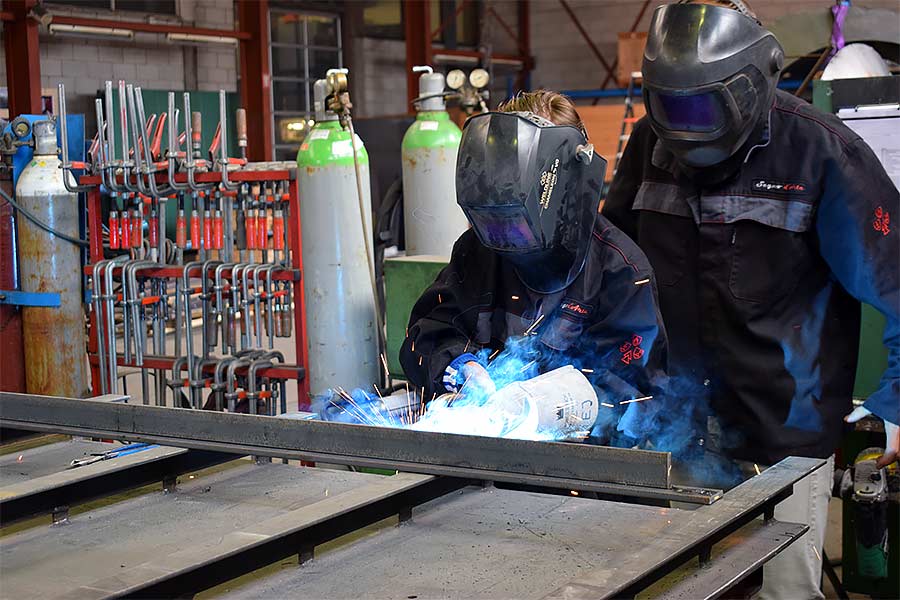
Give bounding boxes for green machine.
[814,76,899,598]
[384,255,449,379]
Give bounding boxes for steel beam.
[3,0,41,116]
[404,0,432,110]
[237,0,274,161]
[0,392,727,504]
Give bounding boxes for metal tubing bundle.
[57,80,307,413]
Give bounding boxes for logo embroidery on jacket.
[619,334,644,365]
[752,179,807,194]
[873,206,891,236]
[560,300,591,318]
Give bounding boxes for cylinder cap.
[33,120,58,156]
[418,72,446,112]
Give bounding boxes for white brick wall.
[0,0,236,119]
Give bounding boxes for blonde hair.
[498,90,587,139]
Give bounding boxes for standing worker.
[401,91,669,445]
[604,1,899,598]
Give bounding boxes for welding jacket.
[399,216,669,443]
[604,90,900,465]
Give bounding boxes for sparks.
[418,356,423,366]
[570,490,579,496]
[754,463,761,476]
[812,545,821,561]
[380,353,390,382]
[581,368,594,373]
[411,340,415,352]
[463,338,470,353]
[519,360,536,373]
[438,293,442,303]
[600,402,615,408]
[619,395,653,405]
[16,454,24,463]
[489,348,501,361]
[511,295,520,301]
[634,278,650,286]
[524,313,545,335]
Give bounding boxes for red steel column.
[4,0,41,116]
[403,0,432,111]
[237,0,274,161]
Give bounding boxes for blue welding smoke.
[314,331,743,488]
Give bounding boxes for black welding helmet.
[642,2,784,168]
[456,111,606,294]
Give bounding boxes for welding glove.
[845,407,899,468]
[460,361,497,398]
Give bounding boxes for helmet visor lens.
[464,205,542,252]
[648,89,728,133]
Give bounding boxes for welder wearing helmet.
[399,91,669,445]
[604,1,899,598]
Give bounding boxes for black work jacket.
[604,90,900,464]
[399,217,669,443]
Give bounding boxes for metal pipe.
[231,263,248,352]
[169,355,188,407]
[240,264,253,350]
[224,358,252,412]
[107,256,128,367]
[217,90,239,191]
[199,259,222,359]
[166,92,189,192]
[125,260,159,367]
[103,81,122,193]
[213,262,237,355]
[125,85,150,196]
[117,80,139,195]
[182,94,215,193]
[91,260,111,394]
[134,87,171,198]
[263,266,276,349]
[181,261,205,406]
[57,83,93,193]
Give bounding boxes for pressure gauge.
[446,69,466,90]
[469,68,490,89]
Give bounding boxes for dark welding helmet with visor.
[642,2,784,168]
[456,112,606,294]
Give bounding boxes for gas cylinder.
[297,75,378,399]
[401,67,467,256]
[15,120,88,397]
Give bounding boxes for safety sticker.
[331,139,353,157]
[419,121,439,131]
[309,129,331,141]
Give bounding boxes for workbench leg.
[298,544,315,565]
[398,506,413,524]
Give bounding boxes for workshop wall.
[529,0,900,93]
[0,0,236,131]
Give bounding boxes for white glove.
[845,406,899,468]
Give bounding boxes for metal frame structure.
[0,393,825,599]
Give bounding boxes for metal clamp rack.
[58,80,311,412]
